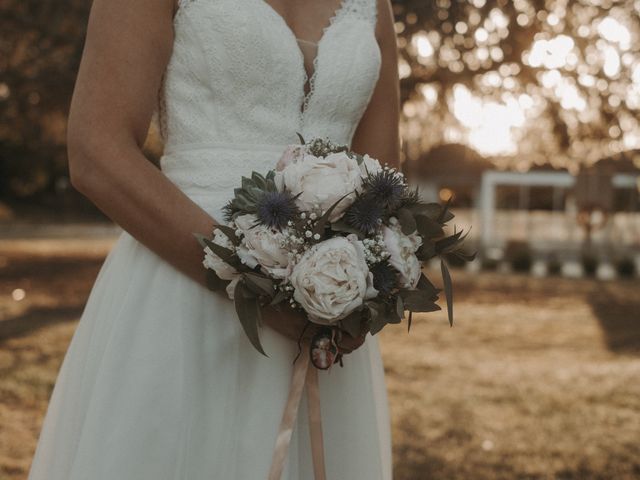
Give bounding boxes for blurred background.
[1,0,639,479]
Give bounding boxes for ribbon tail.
[268,347,310,480]
[306,365,327,480]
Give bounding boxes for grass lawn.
[1,240,639,479]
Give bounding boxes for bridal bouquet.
[197,136,473,369]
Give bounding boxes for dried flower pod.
[310,328,338,370]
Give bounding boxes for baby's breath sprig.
[305,137,348,157]
[362,233,390,266]
[282,221,306,264]
[274,280,298,307]
[282,208,326,261]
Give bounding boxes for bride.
[28,0,400,478]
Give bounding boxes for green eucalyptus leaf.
[341,311,363,338]
[242,272,275,298]
[416,274,441,298]
[447,250,477,263]
[402,290,441,313]
[408,202,442,220]
[395,295,405,319]
[269,289,287,306]
[213,224,241,247]
[205,269,230,292]
[313,192,352,236]
[366,301,380,320]
[202,237,235,264]
[415,214,445,239]
[379,299,402,326]
[331,220,364,237]
[441,259,454,327]
[416,241,437,261]
[369,312,388,335]
[365,301,385,335]
[193,232,209,249]
[437,198,455,223]
[234,280,267,356]
[435,230,465,254]
[397,208,417,235]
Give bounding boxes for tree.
[0,0,91,200]
[394,0,640,170]
[1,0,638,205]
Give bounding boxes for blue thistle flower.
[361,169,406,211]
[399,186,421,209]
[343,194,384,235]
[370,261,398,295]
[255,191,299,230]
[222,199,240,222]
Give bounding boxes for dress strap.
[338,0,378,27]
[176,0,196,8]
[174,0,202,18]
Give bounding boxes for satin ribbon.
[268,345,327,480]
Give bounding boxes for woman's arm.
[67,0,216,285]
[350,0,401,168]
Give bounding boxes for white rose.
[203,229,237,280]
[225,277,241,300]
[274,151,362,221]
[234,214,291,279]
[290,235,378,325]
[203,228,241,300]
[382,217,423,289]
[359,154,383,177]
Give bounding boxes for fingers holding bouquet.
[334,329,367,355]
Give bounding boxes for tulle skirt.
[28,143,392,480]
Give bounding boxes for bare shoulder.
[68,0,178,150]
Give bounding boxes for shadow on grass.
[0,304,83,342]
[589,292,640,355]
[393,414,462,480]
[392,408,514,480]
[0,257,103,280]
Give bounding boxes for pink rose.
[276,145,304,171]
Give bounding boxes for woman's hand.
[335,330,367,355]
[262,305,367,355]
[262,306,317,344]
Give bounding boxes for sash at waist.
[161,141,288,190]
[163,141,289,157]
[160,141,289,215]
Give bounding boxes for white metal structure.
[479,170,638,247]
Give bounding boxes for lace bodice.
[156,0,381,213]
[158,0,380,148]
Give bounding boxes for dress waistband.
[163,141,289,156]
[160,141,289,195]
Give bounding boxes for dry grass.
[380,272,640,480]
[1,242,639,479]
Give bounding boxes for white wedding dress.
[28,0,391,478]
